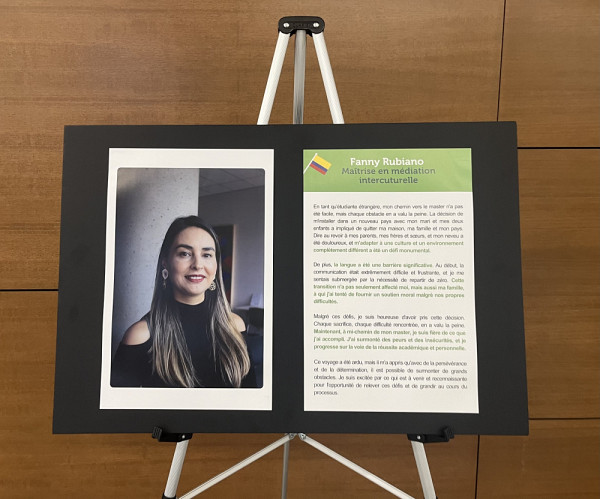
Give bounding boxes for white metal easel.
[257,16,344,125]
[158,16,446,499]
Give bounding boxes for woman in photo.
[111,215,256,388]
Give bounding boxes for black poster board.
[53,123,528,435]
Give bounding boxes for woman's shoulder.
[121,319,151,345]
[231,313,246,333]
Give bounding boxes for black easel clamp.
[278,16,325,35]
[407,426,454,444]
[152,426,193,443]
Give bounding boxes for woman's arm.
[231,312,246,334]
[110,320,152,387]
[121,320,151,345]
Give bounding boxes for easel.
[157,17,452,499]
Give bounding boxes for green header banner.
[303,148,472,193]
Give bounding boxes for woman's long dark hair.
[148,216,250,387]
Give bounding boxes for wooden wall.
[0,0,598,497]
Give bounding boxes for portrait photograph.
[99,148,274,411]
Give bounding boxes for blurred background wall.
[0,1,598,497]
[111,167,199,353]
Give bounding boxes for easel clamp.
[152,426,193,443]
[279,16,325,35]
[407,426,454,444]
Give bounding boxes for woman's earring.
[209,281,216,291]
[162,268,168,288]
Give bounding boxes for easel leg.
[178,434,295,499]
[312,32,344,124]
[281,438,291,499]
[299,434,415,499]
[258,31,290,125]
[163,439,190,499]
[293,29,307,124]
[410,441,437,499]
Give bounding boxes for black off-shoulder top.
[110,300,257,388]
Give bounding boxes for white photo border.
[99,148,274,410]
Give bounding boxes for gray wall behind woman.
[198,186,266,310]
[111,168,200,353]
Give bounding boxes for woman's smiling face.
[163,226,218,305]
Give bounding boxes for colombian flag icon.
[306,154,332,175]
